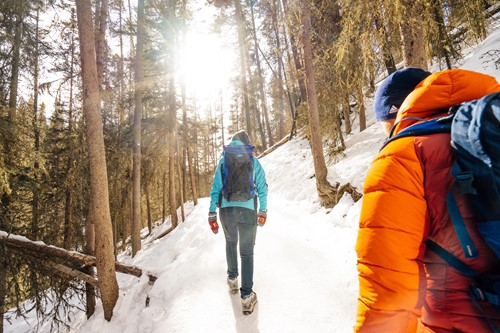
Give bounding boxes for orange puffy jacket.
[355,69,500,333]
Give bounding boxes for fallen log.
[257,135,291,159]
[336,182,363,203]
[153,226,174,241]
[42,261,99,287]
[0,231,156,282]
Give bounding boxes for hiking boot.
[227,277,238,294]
[241,292,257,315]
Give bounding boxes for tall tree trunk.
[1,10,25,333]
[234,0,252,136]
[274,0,298,139]
[95,0,108,90]
[187,141,198,206]
[112,1,124,253]
[179,0,198,206]
[76,0,119,321]
[272,3,286,139]
[183,106,198,207]
[271,0,296,139]
[162,171,166,223]
[64,8,77,251]
[356,87,366,132]
[176,144,185,222]
[210,108,218,168]
[28,8,43,331]
[0,245,4,333]
[281,0,307,104]
[121,191,130,249]
[62,187,73,248]
[178,0,188,219]
[336,114,346,149]
[145,184,152,234]
[399,0,428,70]
[219,91,225,145]
[181,150,187,207]
[166,0,179,229]
[253,43,273,145]
[118,0,125,131]
[300,1,336,206]
[127,0,135,120]
[32,9,40,241]
[432,0,452,69]
[249,2,268,149]
[0,195,8,333]
[161,170,167,223]
[342,94,352,134]
[84,206,96,318]
[8,15,23,120]
[276,59,286,139]
[117,1,128,250]
[192,103,200,205]
[167,58,179,228]
[373,16,397,75]
[131,0,145,257]
[169,153,178,228]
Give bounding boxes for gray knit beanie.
[231,130,251,145]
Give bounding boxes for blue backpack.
[386,92,500,331]
[220,145,256,202]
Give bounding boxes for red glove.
[208,212,219,234]
[257,210,267,227]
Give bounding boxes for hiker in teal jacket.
[208,130,268,315]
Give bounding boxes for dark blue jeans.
[219,207,257,298]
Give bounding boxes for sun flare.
[177,29,236,106]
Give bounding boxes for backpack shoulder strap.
[381,114,453,150]
[444,184,480,261]
[426,239,478,277]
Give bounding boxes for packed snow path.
[82,197,361,333]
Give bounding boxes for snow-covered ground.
[5,13,500,333]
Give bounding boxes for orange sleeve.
[355,137,427,333]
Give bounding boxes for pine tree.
[76,0,119,321]
[132,0,145,257]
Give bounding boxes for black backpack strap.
[426,239,478,277]
[447,163,478,259]
[218,163,224,207]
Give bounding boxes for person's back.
[355,69,500,332]
[208,130,268,315]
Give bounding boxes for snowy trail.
[146,194,360,333]
[70,137,364,333]
[74,192,360,333]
